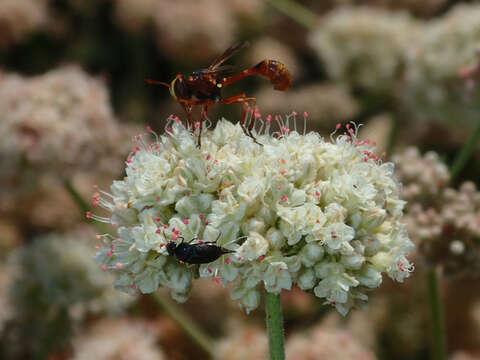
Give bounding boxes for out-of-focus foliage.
[0,228,135,359]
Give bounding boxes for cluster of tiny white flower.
[309,7,419,94]
[403,3,480,124]
[92,118,413,315]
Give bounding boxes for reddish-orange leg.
[181,103,194,131]
[179,99,214,147]
[199,104,209,147]
[220,94,259,145]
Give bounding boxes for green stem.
[426,266,447,360]
[265,0,317,30]
[450,121,480,181]
[64,178,90,214]
[63,178,107,234]
[151,292,214,358]
[265,291,285,360]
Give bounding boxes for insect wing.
[197,65,236,75]
[208,41,250,71]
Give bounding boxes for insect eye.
[174,77,188,99]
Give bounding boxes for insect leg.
[202,231,222,245]
[220,94,261,145]
[181,103,194,131]
[245,98,257,139]
[198,104,209,148]
[240,98,261,145]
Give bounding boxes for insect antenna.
[145,79,170,88]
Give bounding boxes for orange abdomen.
[252,60,291,91]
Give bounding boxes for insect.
[146,41,291,146]
[166,234,234,265]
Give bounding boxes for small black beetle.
[166,234,234,264]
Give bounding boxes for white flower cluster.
[94,119,413,315]
[309,7,419,94]
[403,3,480,124]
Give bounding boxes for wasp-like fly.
[166,234,233,265]
[146,41,291,146]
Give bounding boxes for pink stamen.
[115,262,123,269]
[226,257,231,264]
[184,219,189,225]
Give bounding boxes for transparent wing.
[208,41,250,71]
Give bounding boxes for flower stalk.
[151,292,215,358]
[450,120,480,181]
[265,291,285,360]
[426,266,447,360]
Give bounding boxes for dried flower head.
[395,147,480,277]
[285,324,376,360]
[0,0,48,48]
[72,318,165,360]
[0,66,121,177]
[215,323,268,360]
[309,6,419,94]
[392,147,450,203]
[93,118,413,315]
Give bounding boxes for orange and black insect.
[146,41,291,146]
